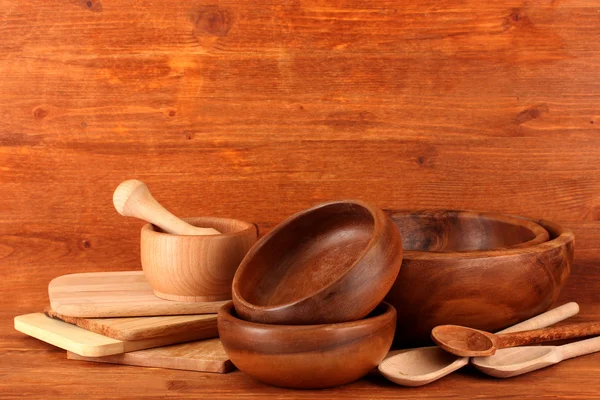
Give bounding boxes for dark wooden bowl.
[218,301,396,389]
[232,200,403,325]
[384,215,573,346]
[388,210,549,252]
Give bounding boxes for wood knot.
[33,107,48,120]
[71,0,103,12]
[192,6,233,37]
[515,104,549,125]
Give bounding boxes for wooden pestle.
[113,180,221,235]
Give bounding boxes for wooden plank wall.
[1,0,599,313]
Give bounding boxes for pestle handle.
[113,180,221,236]
[496,322,600,349]
[497,302,580,334]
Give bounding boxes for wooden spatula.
[472,335,600,378]
[113,179,220,235]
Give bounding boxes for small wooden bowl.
[390,210,549,251]
[218,301,396,389]
[385,213,573,346]
[141,217,257,302]
[231,200,403,324]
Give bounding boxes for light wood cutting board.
[48,271,228,317]
[44,308,217,341]
[14,313,215,357]
[67,338,233,373]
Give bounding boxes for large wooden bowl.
[385,214,573,346]
[218,301,396,389]
[231,200,403,324]
[141,217,257,302]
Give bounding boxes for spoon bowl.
[432,322,600,357]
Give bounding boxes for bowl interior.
[389,210,543,252]
[236,202,375,307]
[151,217,251,235]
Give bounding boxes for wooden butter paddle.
[432,322,600,357]
[113,179,220,235]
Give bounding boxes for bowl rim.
[219,300,396,331]
[231,199,388,312]
[141,216,257,238]
[395,216,573,260]
[386,209,549,252]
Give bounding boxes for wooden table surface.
[1,0,600,397]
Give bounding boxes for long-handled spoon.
[432,322,600,357]
[113,179,221,235]
[471,335,600,378]
[378,302,579,386]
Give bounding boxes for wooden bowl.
[141,217,257,302]
[389,210,549,251]
[384,214,573,346]
[218,301,396,389]
[231,200,403,325]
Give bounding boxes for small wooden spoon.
[472,335,600,378]
[113,180,221,235]
[378,302,579,386]
[432,322,600,357]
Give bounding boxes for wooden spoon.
[378,302,579,386]
[472,335,600,378]
[113,180,221,235]
[432,322,600,357]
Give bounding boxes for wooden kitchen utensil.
[67,338,234,373]
[232,200,403,325]
[432,322,600,357]
[114,180,258,302]
[14,313,215,357]
[141,216,257,302]
[471,336,600,378]
[113,179,220,235]
[218,301,396,389]
[385,217,573,345]
[44,308,217,340]
[378,302,579,386]
[48,271,227,317]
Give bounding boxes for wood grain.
[67,338,233,373]
[14,313,213,357]
[43,308,217,341]
[1,0,600,397]
[48,271,228,317]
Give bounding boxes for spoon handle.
[559,336,600,360]
[496,302,580,334]
[496,322,600,349]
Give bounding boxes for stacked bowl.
[384,210,574,346]
[218,200,404,389]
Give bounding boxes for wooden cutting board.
[44,308,217,341]
[48,271,228,317]
[14,313,216,357]
[67,338,233,373]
